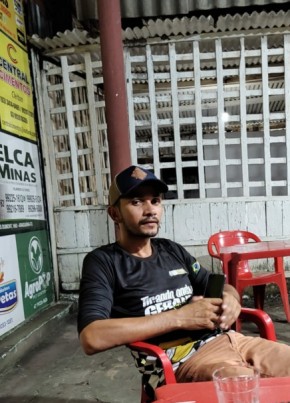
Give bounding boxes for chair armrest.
[129,308,276,387]
[128,341,176,384]
[240,307,277,341]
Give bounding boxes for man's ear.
[107,205,120,224]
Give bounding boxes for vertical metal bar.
[216,39,227,198]
[193,40,205,198]
[284,34,290,196]
[169,43,183,198]
[97,0,131,178]
[261,36,271,196]
[124,48,137,165]
[146,44,160,175]
[239,38,249,197]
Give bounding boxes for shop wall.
[0,0,54,336]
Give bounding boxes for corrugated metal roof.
[32,7,288,143]
[123,10,290,40]
[75,0,290,19]
[29,9,290,52]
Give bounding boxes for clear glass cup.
[212,364,260,403]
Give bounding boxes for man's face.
[115,185,164,238]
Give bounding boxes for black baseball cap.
[109,165,168,205]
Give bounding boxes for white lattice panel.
[125,33,290,200]
[42,53,110,207]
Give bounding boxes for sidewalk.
[0,296,289,403]
[0,300,140,403]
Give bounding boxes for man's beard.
[124,221,160,238]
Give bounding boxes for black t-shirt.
[77,238,211,343]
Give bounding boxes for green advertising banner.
[0,231,54,336]
[15,230,54,318]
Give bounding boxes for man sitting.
[78,165,290,396]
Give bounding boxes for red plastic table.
[154,376,290,402]
[219,240,290,286]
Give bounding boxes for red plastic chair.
[129,307,276,403]
[207,230,290,325]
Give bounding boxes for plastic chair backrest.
[208,230,261,277]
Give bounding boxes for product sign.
[0,0,55,338]
[0,0,26,48]
[0,234,25,336]
[0,31,36,140]
[0,132,45,229]
[16,230,54,318]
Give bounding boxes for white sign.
[0,132,45,220]
[0,235,25,336]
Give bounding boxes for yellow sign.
[0,0,26,48]
[0,0,36,141]
[0,33,36,140]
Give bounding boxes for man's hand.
[219,285,241,330]
[176,296,223,331]
[175,283,241,332]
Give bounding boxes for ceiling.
[75,0,290,20]
[29,8,290,54]
[25,0,290,39]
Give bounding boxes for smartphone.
[204,273,226,298]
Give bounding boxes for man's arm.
[79,297,223,355]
